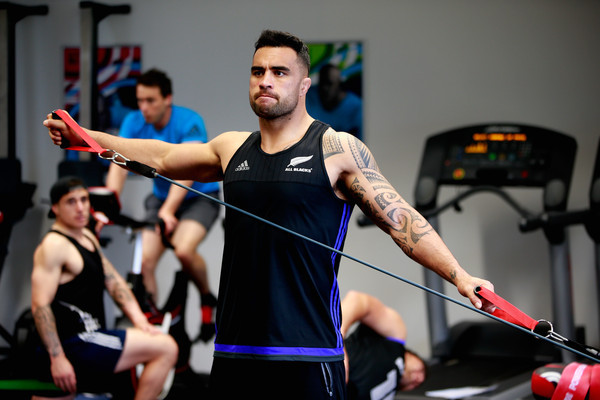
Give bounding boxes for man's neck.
[153,106,173,131]
[258,112,314,154]
[52,222,85,240]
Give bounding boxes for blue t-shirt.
[306,88,363,141]
[119,105,219,200]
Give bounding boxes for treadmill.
[520,137,600,344]
[395,123,577,399]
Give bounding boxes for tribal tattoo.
[104,261,133,308]
[323,133,344,160]
[33,305,62,357]
[346,135,432,256]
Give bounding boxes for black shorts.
[209,357,346,400]
[144,191,220,230]
[33,329,128,393]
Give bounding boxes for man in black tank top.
[341,291,426,400]
[31,177,178,400]
[44,31,497,400]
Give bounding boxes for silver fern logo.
[285,155,313,173]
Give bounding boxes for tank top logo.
[285,155,314,173]
[235,160,250,172]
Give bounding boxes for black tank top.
[346,324,407,400]
[49,230,106,340]
[216,120,354,361]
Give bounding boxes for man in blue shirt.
[103,69,220,343]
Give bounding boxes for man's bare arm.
[340,290,406,341]
[99,247,156,331]
[31,235,78,393]
[327,132,494,311]
[31,237,66,358]
[44,112,223,182]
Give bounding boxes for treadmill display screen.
[440,128,547,186]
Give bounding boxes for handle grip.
[51,111,72,149]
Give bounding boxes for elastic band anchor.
[98,149,129,166]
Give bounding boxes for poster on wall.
[306,41,363,141]
[63,45,141,135]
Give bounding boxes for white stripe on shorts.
[78,331,123,351]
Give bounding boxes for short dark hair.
[254,30,310,74]
[48,176,87,218]
[405,348,429,381]
[137,68,172,97]
[50,176,87,205]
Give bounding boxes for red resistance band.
[532,362,600,400]
[52,109,157,179]
[475,286,540,332]
[475,286,600,361]
[52,109,107,154]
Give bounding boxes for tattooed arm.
[324,130,495,311]
[99,248,161,334]
[31,234,77,393]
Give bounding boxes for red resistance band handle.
[475,286,544,333]
[51,110,157,179]
[52,109,107,154]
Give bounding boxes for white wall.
[2,0,599,374]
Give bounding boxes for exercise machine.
[0,3,47,398]
[520,137,600,340]
[358,123,578,399]
[0,0,46,289]
[89,188,210,399]
[59,1,132,182]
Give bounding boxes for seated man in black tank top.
[30,176,178,400]
[341,290,426,400]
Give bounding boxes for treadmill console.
[415,123,577,210]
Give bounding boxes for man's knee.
[160,334,178,365]
[141,258,159,275]
[173,246,200,268]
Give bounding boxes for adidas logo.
[235,160,250,172]
[285,155,313,173]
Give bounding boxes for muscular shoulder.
[33,232,73,271]
[35,229,97,265]
[323,129,378,172]
[211,130,253,169]
[322,129,381,201]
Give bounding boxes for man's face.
[249,46,310,120]
[52,188,90,229]
[136,84,172,126]
[400,351,426,391]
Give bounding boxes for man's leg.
[170,219,209,294]
[140,229,166,303]
[114,328,178,400]
[171,219,217,342]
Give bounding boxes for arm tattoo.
[391,207,432,242]
[323,133,344,160]
[350,177,366,201]
[375,192,399,210]
[362,170,388,184]
[104,267,133,309]
[33,305,62,357]
[346,136,433,257]
[348,136,378,170]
